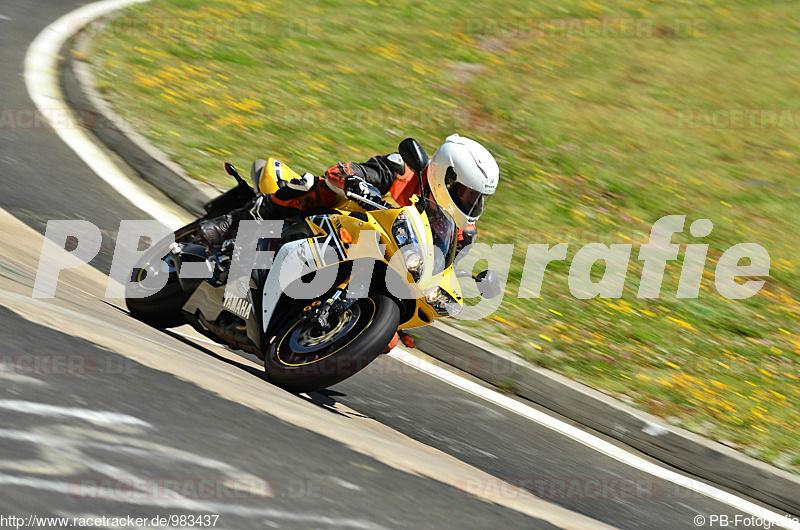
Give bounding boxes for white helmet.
[428,134,499,228]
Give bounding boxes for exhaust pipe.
[198,314,261,358]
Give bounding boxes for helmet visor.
[447,179,491,219]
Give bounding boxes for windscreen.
[424,201,457,276]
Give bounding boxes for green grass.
[85,0,800,472]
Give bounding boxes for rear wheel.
[125,224,198,328]
[264,294,400,392]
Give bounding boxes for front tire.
[264,294,400,392]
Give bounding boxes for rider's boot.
[197,154,341,253]
[195,209,249,253]
[195,195,294,252]
[196,159,312,252]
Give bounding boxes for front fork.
[301,282,356,331]
[300,280,410,351]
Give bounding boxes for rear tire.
[126,272,189,329]
[125,225,198,328]
[264,294,400,392]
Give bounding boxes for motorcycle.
[125,139,500,392]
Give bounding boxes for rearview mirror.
[224,162,248,188]
[398,138,429,174]
[475,270,502,299]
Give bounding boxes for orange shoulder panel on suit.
[388,166,422,207]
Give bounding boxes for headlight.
[404,251,424,280]
[424,286,462,316]
[393,210,424,282]
[392,211,413,245]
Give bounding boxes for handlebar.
[455,269,482,282]
[345,191,389,210]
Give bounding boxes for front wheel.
[264,294,400,392]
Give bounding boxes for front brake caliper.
[302,287,355,331]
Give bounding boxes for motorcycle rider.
[197,134,500,257]
[197,134,499,350]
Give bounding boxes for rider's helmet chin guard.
[428,134,499,229]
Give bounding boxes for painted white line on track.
[25,1,800,528]
[387,348,800,529]
[0,399,151,427]
[23,0,187,230]
[0,14,12,21]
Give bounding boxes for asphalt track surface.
[0,1,796,528]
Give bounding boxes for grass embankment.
[84,0,799,472]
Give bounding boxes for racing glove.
[455,224,478,264]
[344,176,385,210]
[457,224,477,253]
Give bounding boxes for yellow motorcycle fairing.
[256,157,305,195]
[252,155,462,331]
[255,157,400,211]
[297,202,463,331]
